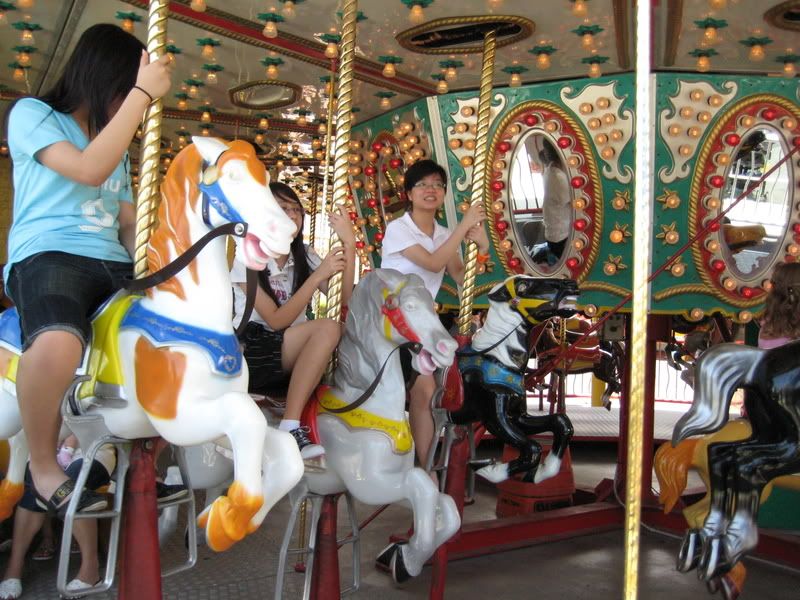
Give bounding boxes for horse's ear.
[488,277,512,302]
[374,268,404,292]
[192,136,230,165]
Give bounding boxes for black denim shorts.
[239,321,290,396]
[6,251,132,352]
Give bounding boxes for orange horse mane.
[654,438,699,514]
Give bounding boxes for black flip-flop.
[33,479,108,518]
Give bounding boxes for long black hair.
[39,24,145,136]
[258,182,313,305]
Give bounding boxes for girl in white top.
[232,182,355,459]
[381,159,489,468]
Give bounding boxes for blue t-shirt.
[4,98,133,282]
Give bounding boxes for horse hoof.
[706,577,721,595]
[677,530,701,573]
[375,543,397,573]
[475,462,509,484]
[718,571,742,600]
[699,536,724,581]
[390,543,411,585]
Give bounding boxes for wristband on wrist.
[133,85,154,103]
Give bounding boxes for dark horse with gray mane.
[442,275,580,484]
[671,339,800,585]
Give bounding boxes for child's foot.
[289,427,325,460]
[155,482,189,504]
[32,539,55,561]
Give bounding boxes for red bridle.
[381,293,421,343]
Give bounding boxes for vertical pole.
[309,495,341,600]
[624,0,653,597]
[320,60,338,222]
[456,30,497,341]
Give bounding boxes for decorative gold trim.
[396,15,535,56]
[653,284,713,301]
[227,80,301,110]
[764,1,800,32]
[486,101,604,284]
[612,0,632,70]
[441,282,496,300]
[579,281,630,297]
[687,94,800,308]
[663,0,684,67]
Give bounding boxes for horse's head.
[192,137,296,269]
[488,275,580,325]
[368,269,457,376]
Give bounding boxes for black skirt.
[239,321,290,395]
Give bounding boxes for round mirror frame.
[688,95,800,308]
[486,101,603,283]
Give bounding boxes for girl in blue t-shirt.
[4,24,172,515]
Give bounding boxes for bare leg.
[409,374,436,467]
[72,519,100,584]
[2,507,45,582]
[279,320,341,421]
[17,331,82,502]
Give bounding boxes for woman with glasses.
[381,159,489,471]
[232,182,356,459]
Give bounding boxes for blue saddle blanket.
[120,302,242,377]
[459,349,524,395]
[0,308,22,350]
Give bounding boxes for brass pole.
[309,165,319,248]
[624,0,652,597]
[324,0,358,327]
[456,30,497,336]
[133,0,169,279]
[320,61,338,221]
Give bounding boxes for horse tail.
[672,343,762,445]
[654,438,698,513]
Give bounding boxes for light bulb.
[704,27,717,43]
[188,85,199,98]
[205,71,217,85]
[297,114,307,126]
[276,160,285,169]
[201,128,210,137]
[536,53,551,70]
[122,18,135,33]
[445,67,457,81]
[16,52,30,66]
[697,56,711,72]
[178,135,187,146]
[12,67,25,82]
[380,97,391,110]
[190,0,207,11]
[588,62,601,78]
[266,64,279,78]
[436,79,448,94]
[325,42,338,58]
[201,111,211,123]
[409,4,424,24]
[783,61,797,77]
[20,29,34,44]
[510,73,522,87]
[572,0,588,18]
[254,132,265,144]
[318,122,327,134]
[177,98,188,110]
[263,21,278,39]
[382,62,396,78]
[0,13,7,26]
[291,156,299,165]
[709,0,726,9]
[201,44,214,59]
[17,0,33,8]
[282,1,296,19]
[582,33,594,49]
[259,117,269,129]
[748,45,765,61]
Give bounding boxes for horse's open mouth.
[242,234,271,269]
[414,349,437,376]
[559,296,579,311]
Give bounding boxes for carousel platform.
[2,443,797,600]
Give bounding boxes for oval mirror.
[377,144,407,223]
[720,126,791,280]
[509,132,573,275]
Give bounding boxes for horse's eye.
[403,302,417,312]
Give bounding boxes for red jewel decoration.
[741,287,754,299]
[792,223,800,235]
[355,240,365,249]
[709,175,725,188]
[793,136,800,148]
[523,114,538,127]
[709,221,721,232]
[573,219,587,231]
[367,198,377,208]
[570,176,585,189]
[389,158,403,169]
[374,232,384,242]
[496,220,509,232]
[381,164,389,173]
[491,180,505,192]
[364,165,376,176]
[557,136,571,149]
[508,257,521,269]
[497,141,512,154]
[382,195,391,205]
[724,133,741,146]
[371,141,384,152]
[762,108,777,121]
[711,259,725,273]
[348,211,358,221]
[566,257,579,270]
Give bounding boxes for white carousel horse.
[0,137,304,551]
[299,268,461,583]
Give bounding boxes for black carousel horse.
[672,339,800,583]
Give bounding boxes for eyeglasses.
[412,181,446,190]
[280,205,305,216]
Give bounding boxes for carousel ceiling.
[0,0,797,172]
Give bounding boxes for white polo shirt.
[380,211,452,300]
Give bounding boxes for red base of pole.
[310,495,341,600]
[118,439,162,600]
